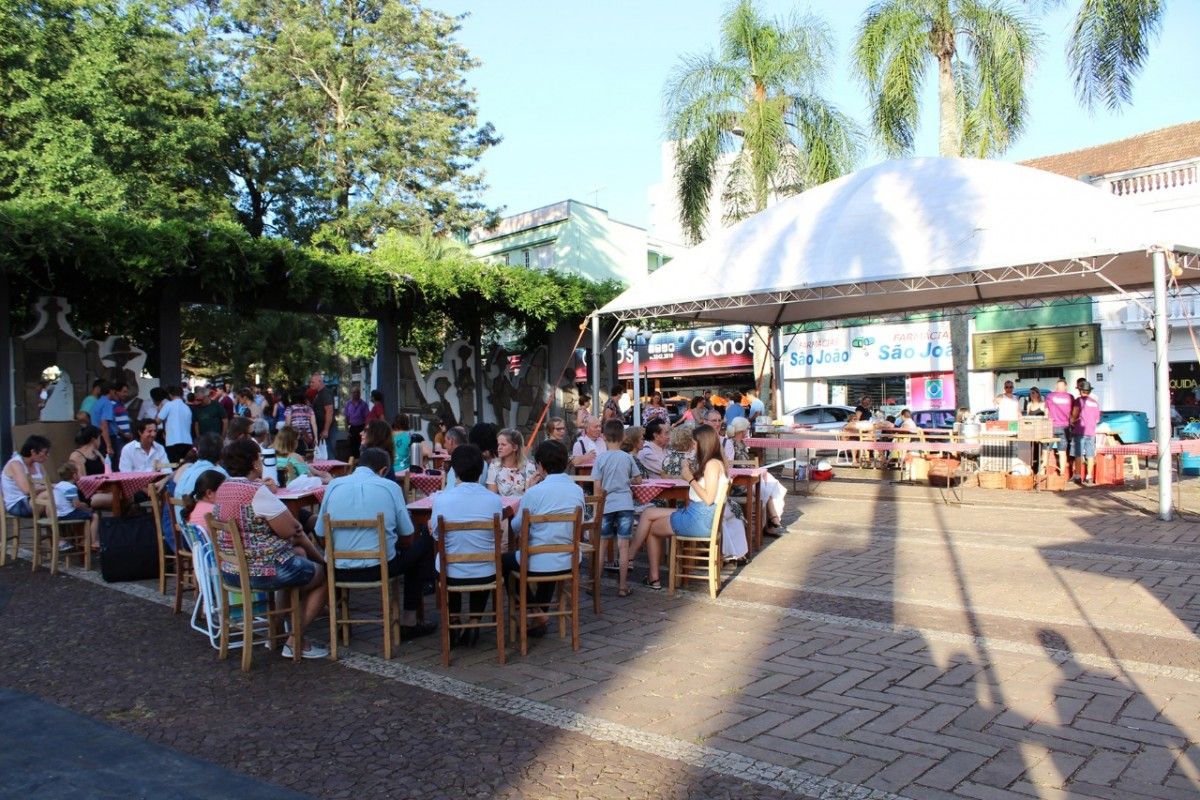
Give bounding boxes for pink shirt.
[1074,395,1101,436]
[1045,391,1074,428]
[188,500,215,528]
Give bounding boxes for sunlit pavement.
[3,473,1200,799]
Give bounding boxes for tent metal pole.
[590,314,601,415]
[1152,250,1172,522]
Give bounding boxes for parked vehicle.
[785,404,857,430]
[909,408,957,430]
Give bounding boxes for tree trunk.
[935,38,959,158]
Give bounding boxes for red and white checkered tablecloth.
[632,478,688,505]
[77,471,162,502]
[312,459,350,474]
[396,471,444,496]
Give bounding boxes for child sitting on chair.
[52,462,99,551]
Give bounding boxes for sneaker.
[281,642,329,659]
[58,541,75,552]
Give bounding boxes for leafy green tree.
[665,0,862,245]
[221,0,499,248]
[854,0,1039,159]
[0,0,229,218]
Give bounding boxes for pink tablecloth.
[77,471,162,501]
[397,471,444,496]
[274,486,326,505]
[632,478,688,505]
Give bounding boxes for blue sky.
[427,1,1200,229]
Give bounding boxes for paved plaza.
[3,475,1200,799]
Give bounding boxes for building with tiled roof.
[1021,121,1200,181]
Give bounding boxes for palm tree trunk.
[936,50,959,158]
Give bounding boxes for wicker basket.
[1044,472,1068,491]
[927,457,961,487]
[977,471,1006,489]
[1006,472,1035,491]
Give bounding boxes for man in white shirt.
[503,440,584,636]
[119,419,171,475]
[157,385,194,464]
[431,444,504,645]
[996,380,1020,422]
[637,420,669,477]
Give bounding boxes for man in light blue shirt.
[431,444,504,645]
[315,447,435,638]
[745,389,765,424]
[723,390,746,426]
[503,440,583,633]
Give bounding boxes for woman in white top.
[487,428,540,497]
[624,425,727,592]
[2,435,50,518]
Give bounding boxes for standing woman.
[285,389,317,454]
[1024,387,1047,416]
[487,428,540,497]
[643,392,670,426]
[574,396,592,431]
[366,390,387,423]
[623,425,727,593]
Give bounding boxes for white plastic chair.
[188,526,272,651]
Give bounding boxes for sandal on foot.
[641,576,662,591]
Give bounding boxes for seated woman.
[363,420,405,489]
[661,426,696,478]
[391,415,414,472]
[623,425,727,593]
[487,428,540,497]
[725,417,787,535]
[272,426,332,484]
[210,438,328,659]
[2,435,50,521]
[69,425,111,511]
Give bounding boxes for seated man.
[174,433,228,528]
[430,444,504,646]
[119,419,172,474]
[314,447,436,639]
[502,440,584,637]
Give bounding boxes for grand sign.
[617,326,755,377]
[781,320,957,379]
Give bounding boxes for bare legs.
[623,507,674,588]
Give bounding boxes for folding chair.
[668,478,731,599]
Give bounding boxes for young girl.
[184,469,227,548]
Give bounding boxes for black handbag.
[99,513,159,583]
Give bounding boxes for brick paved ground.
[3,472,1200,799]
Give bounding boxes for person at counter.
[996,381,1020,422]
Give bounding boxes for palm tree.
[665,0,862,245]
[1060,0,1164,111]
[854,0,1039,159]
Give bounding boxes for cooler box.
[1100,411,1150,444]
[1094,454,1125,486]
[1182,452,1200,476]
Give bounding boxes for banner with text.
[782,320,957,380]
[617,326,755,378]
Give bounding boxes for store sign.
[617,326,754,378]
[907,373,957,408]
[782,321,956,379]
[972,324,1100,370]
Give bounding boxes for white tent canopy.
[595,157,1200,521]
[601,157,1196,325]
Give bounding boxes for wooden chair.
[668,478,731,599]
[0,488,31,566]
[729,459,763,551]
[30,476,91,575]
[435,513,505,666]
[507,508,583,656]
[323,512,400,660]
[576,491,606,614]
[146,483,180,597]
[205,514,301,672]
[164,494,197,615]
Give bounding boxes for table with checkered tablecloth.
[397,471,444,496]
[631,478,689,505]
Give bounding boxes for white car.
[784,404,858,430]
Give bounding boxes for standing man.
[1072,381,1102,485]
[995,381,1020,422]
[78,379,104,423]
[157,385,194,464]
[1045,378,1075,476]
[214,383,235,420]
[744,388,765,425]
[723,391,746,427]
[192,386,227,439]
[343,386,369,460]
[310,372,336,457]
[89,382,116,456]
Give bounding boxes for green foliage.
[1066,0,1163,111]
[0,0,230,219]
[665,0,862,245]
[854,0,1039,158]
[183,306,342,388]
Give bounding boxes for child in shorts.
[592,419,642,597]
[52,462,99,550]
